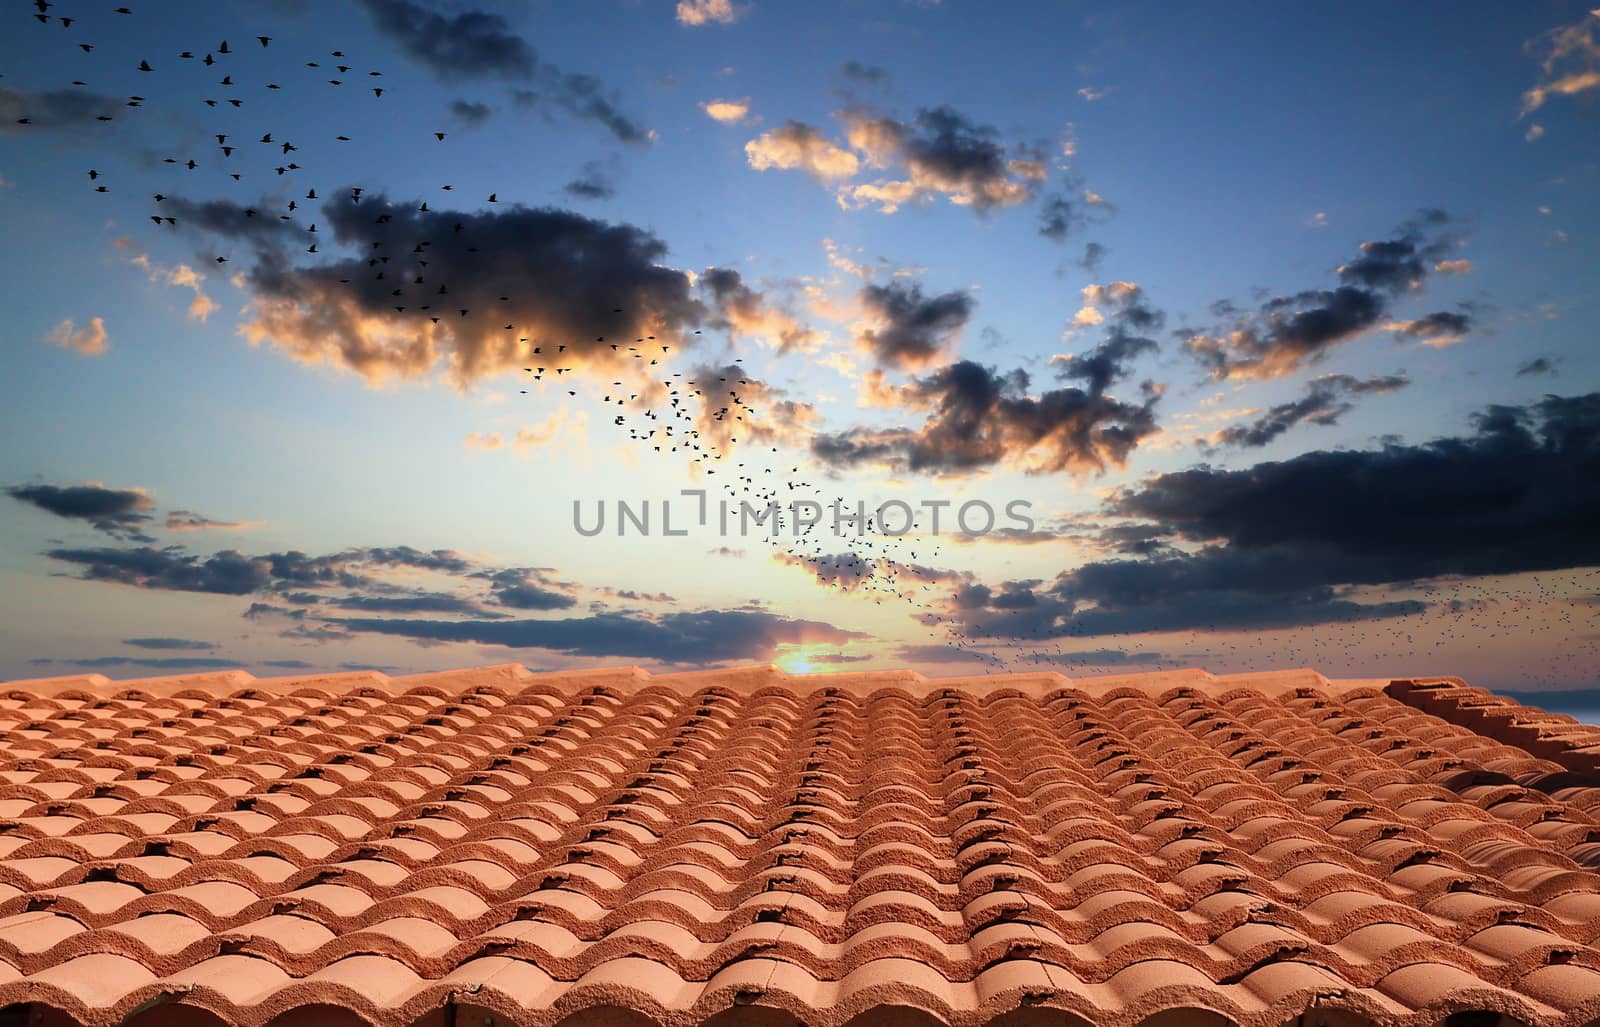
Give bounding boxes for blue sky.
[1,0,1596,690]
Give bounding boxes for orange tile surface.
[0,663,1599,1027]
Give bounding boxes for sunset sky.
[1,0,1596,692]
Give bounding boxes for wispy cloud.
[677,0,744,27]
[45,317,108,356]
[6,482,153,541]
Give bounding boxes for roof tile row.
[0,664,1595,1027]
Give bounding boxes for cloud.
[811,356,1161,478]
[330,608,864,664]
[1204,373,1410,450]
[1038,193,1080,242]
[1521,10,1600,115]
[1388,310,1474,347]
[128,256,220,323]
[330,592,492,615]
[816,291,1164,477]
[467,409,590,456]
[677,0,744,26]
[6,482,154,540]
[702,98,751,124]
[357,0,649,144]
[1090,391,1600,603]
[449,99,494,127]
[31,655,238,671]
[837,61,888,86]
[1054,282,1163,390]
[948,568,1426,640]
[121,637,218,651]
[776,551,965,593]
[745,121,861,180]
[47,545,274,594]
[1182,210,1462,380]
[482,567,579,611]
[358,0,536,79]
[0,86,123,133]
[510,75,654,146]
[1517,357,1557,377]
[42,542,477,597]
[700,267,818,353]
[1034,648,1171,667]
[1434,259,1473,275]
[837,106,1044,213]
[684,363,821,451]
[855,279,973,370]
[175,193,708,387]
[165,510,258,532]
[564,162,617,199]
[45,317,108,356]
[1077,242,1108,274]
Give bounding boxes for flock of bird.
[10,1,1595,681]
[8,0,1016,668]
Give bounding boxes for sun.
[776,648,815,674]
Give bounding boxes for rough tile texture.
[0,663,1598,1027]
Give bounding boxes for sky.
[0,0,1597,693]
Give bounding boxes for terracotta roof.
[1,663,1600,1027]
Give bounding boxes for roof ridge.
[0,661,1397,698]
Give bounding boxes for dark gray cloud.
[0,86,123,134]
[357,0,648,143]
[1034,648,1171,666]
[1390,309,1473,344]
[840,105,1046,213]
[358,0,537,79]
[895,643,991,665]
[122,637,218,651]
[838,61,888,85]
[30,655,237,671]
[949,567,1425,641]
[777,551,963,593]
[47,546,273,594]
[330,592,493,615]
[482,568,579,611]
[856,279,973,369]
[1037,193,1080,242]
[449,99,494,127]
[513,73,652,146]
[698,269,816,354]
[359,546,475,575]
[184,193,706,384]
[1115,391,1600,583]
[330,609,865,664]
[165,510,253,532]
[945,391,1600,639]
[812,355,1161,477]
[6,482,155,541]
[1336,210,1451,289]
[1207,373,1410,450]
[159,196,307,251]
[42,542,488,603]
[564,161,617,200]
[1517,357,1557,377]
[1054,324,1161,395]
[1183,210,1464,380]
[817,292,1163,477]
